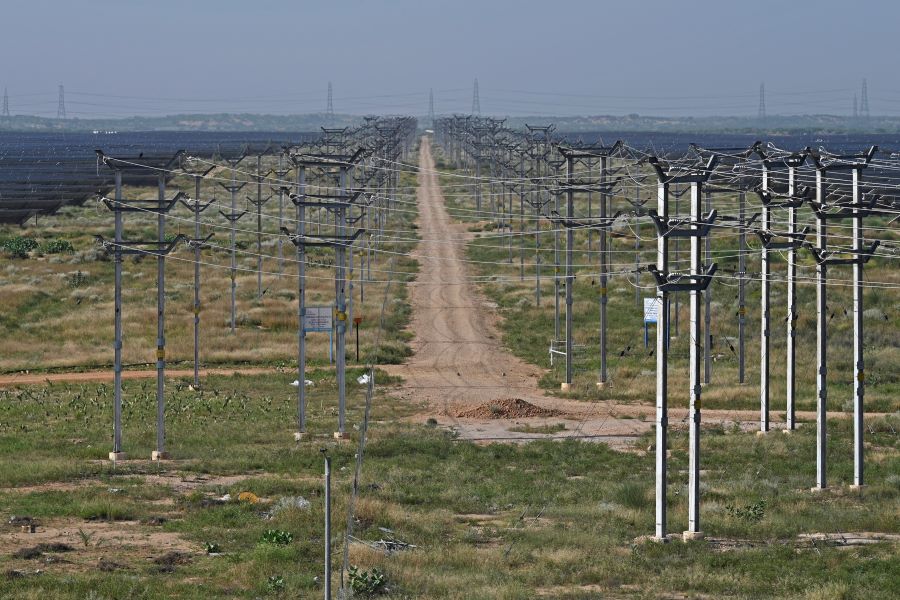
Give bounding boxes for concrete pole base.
[810,486,826,493]
[682,530,704,542]
[595,381,608,389]
[560,382,572,391]
[108,452,127,462]
[333,431,350,440]
[755,430,769,436]
[151,451,171,461]
[782,428,794,434]
[293,431,305,442]
[849,484,866,491]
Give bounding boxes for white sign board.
[643,298,660,324]
[303,306,333,332]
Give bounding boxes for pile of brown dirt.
[456,398,562,419]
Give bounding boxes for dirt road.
[382,138,648,445]
[387,139,545,408]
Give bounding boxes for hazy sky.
[2,0,898,118]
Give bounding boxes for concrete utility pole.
[247,151,274,299]
[153,173,167,460]
[180,172,215,389]
[689,142,760,388]
[738,189,747,383]
[95,150,186,462]
[647,155,718,540]
[525,124,555,307]
[754,145,771,431]
[807,146,878,489]
[111,170,124,460]
[218,156,248,333]
[294,165,308,436]
[703,188,712,384]
[286,146,372,439]
[753,147,809,430]
[557,143,620,389]
[273,156,292,275]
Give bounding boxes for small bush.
[41,239,74,254]
[348,565,386,596]
[260,529,293,545]
[204,541,221,554]
[725,500,767,523]
[3,236,39,258]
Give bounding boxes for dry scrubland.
[0,138,897,599]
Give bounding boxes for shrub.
[348,565,386,596]
[3,236,39,258]
[41,239,74,254]
[266,575,285,592]
[260,529,293,545]
[725,500,767,523]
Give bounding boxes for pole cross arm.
[559,176,621,194]
[246,194,274,207]
[648,155,718,184]
[548,210,622,229]
[96,149,186,173]
[648,209,718,238]
[806,241,880,265]
[719,212,761,227]
[218,182,247,193]
[557,140,623,159]
[219,209,249,222]
[280,227,366,248]
[180,160,217,178]
[178,198,217,213]
[647,263,718,292]
[289,190,365,206]
[761,150,809,170]
[186,233,215,250]
[809,145,878,172]
[756,186,810,208]
[809,194,880,219]
[98,191,187,214]
[755,226,810,249]
[95,233,187,256]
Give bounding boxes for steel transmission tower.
[57,85,66,119]
[326,81,334,126]
[2,88,9,117]
[853,94,858,119]
[860,78,869,118]
[757,82,766,123]
[472,78,480,115]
